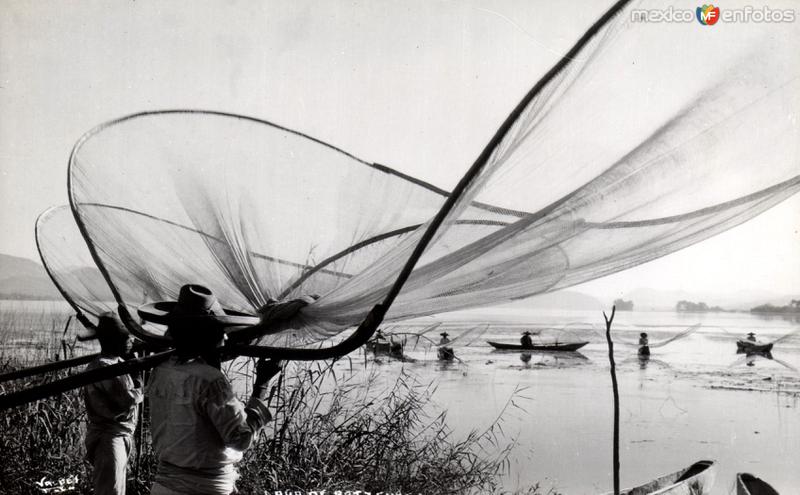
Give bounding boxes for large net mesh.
[36,205,154,325]
[50,0,799,344]
[35,206,116,320]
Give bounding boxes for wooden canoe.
[487,341,588,352]
[736,340,773,353]
[737,473,779,495]
[603,459,716,495]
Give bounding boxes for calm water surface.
[355,308,800,494]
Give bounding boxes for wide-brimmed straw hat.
[522,330,533,335]
[747,332,756,336]
[138,284,259,327]
[440,332,449,337]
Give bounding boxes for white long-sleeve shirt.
[147,356,271,494]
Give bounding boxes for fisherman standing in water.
[438,332,455,361]
[140,285,294,495]
[389,334,403,358]
[638,332,650,356]
[520,330,534,348]
[83,312,143,495]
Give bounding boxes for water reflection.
[501,350,589,369]
[750,312,800,324]
[730,349,798,371]
[744,350,773,367]
[620,354,671,370]
[436,359,460,372]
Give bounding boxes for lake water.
[3,302,799,493]
[351,308,800,494]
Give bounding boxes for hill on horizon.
[619,287,799,311]
[0,253,61,300]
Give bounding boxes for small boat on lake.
[736,473,779,495]
[603,459,716,495]
[487,341,588,352]
[736,340,773,353]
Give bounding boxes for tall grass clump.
[0,371,92,494]
[236,362,527,495]
[0,305,96,494]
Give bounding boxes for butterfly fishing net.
[36,206,116,321]
[36,205,152,324]
[55,0,799,344]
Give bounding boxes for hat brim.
[138,301,260,327]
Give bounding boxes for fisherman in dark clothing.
[638,332,650,356]
[83,312,144,495]
[520,331,533,348]
[389,334,403,358]
[438,332,454,361]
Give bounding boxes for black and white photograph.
[1,1,798,494]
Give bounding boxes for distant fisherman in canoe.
[520,331,533,348]
[736,331,773,355]
[638,332,650,357]
[82,312,143,495]
[141,285,287,495]
[439,332,451,345]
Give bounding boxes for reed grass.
[1,305,558,495]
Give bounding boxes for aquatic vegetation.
[1,308,546,494]
[0,371,90,494]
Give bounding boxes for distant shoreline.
[0,294,63,301]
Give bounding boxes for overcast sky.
[1,0,798,298]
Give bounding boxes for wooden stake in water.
[603,306,619,495]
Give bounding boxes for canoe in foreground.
[487,341,588,352]
[603,459,716,495]
[737,473,779,495]
[736,340,773,353]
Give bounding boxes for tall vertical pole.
[603,306,619,494]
